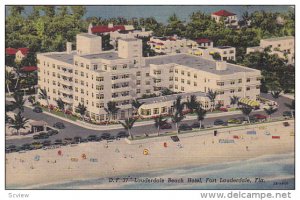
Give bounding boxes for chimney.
[108,23,114,28]
[66,42,72,54]
[216,61,227,71]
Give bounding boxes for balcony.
[59,88,73,95]
[60,78,73,86]
[111,95,132,101]
[60,70,73,77]
[111,77,132,84]
[112,86,130,93]
[60,95,73,104]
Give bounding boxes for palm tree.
[55,98,66,117]
[271,90,281,100]
[104,101,120,125]
[11,92,25,113]
[230,96,240,108]
[154,115,167,136]
[119,118,137,140]
[195,105,207,130]
[207,89,217,112]
[9,111,29,136]
[171,111,185,136]
[27,95,36,106]
[173,95,184,114]
[76,103,87,120]
[13,63,22,89]
[5,70,15,95]
[131,99,144,116]
[284,100,295,118]
[39,88,50,111]
[241,106,253,123]
[264,106,278,120]
[186,95,198,113]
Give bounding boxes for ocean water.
[6,5,293,24]
[25,152,294,190]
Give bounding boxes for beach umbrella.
[143,149,149,155]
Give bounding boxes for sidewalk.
[24,104,263,131]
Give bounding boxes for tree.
[172,96,185,114]
[9,6,25,16]
[131,99,144,116]
[27,95,36,106]
[207,89,217,112]
[70,6,87,19]
[195,105,207,130]
[40,6,56,18]
[55,98,66,117]
[212,52,221,61]
[264,106,278,120]
[76,103,87,120]
[39,88,50,111]
[284,100,295,118]
[241,106,253,123]
[171,111,185,136]
[119,118,137,140]
[11,92,25,113]
[104,101,120,124]
[154,115,167,136]
[5,70,15,95]
[230,96,240,108]
[9,111,29,136]
[186,95,198,113]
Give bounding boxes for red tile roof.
[91,25,125,33]
[196,38,212,44]
[21,66,37,72]
[6,48,18,55]
[156,42,164,45]
[17,48,30,56]
[212,10,236,17]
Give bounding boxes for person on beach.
[246,146,249,151]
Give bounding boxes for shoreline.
[6,120,295,189]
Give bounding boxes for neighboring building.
[148,36,187,54]
[37,32,261,121]
[188,45,236,61]
[247,36,295,64]
[211,10,238,27]
[15,48,29,62]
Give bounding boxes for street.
[6,93,294,147]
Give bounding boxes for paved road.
[6,93,293,147]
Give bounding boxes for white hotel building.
[37,33,261,121]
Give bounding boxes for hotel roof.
[212,10,236,17]
[79,52,121,60]
[139,91,207,105]
[43,52,76,64]
[145,54,254,75]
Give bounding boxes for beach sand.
[6,120,294,188]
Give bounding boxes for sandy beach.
[6,120,294,189]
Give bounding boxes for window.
[175,85,178,89]
[181,86,184,91]
[52,81,56,85]
[75,61,78,66]
[169,69,174,73]
[169,85,173,89]
[81,89,84,94]
[169,77,174,81]
[75,70,78,75]
[238,79,242,83]
[230,89,235,93]
[96,77,104,81]
[123,64,127,69]
[81,72,84,77]
[194,82,197,86]
[247,78,250,82]
[80,63,84,67]
[230,81,235,85]
[146,89,151,93]
[52,64,55,68]
[53,89,56,94]
[175,69,178,73]
[112,66,117,70]
[137,89,141,94]
[238,88,242,92]
[187,72,190,77]
[93,64,98,70]
[256,77,261,81]
[100,94,104,99]
[146,73,150,77]
[81,80,84,85]
[86,65,89,69]
[181,70,185,75]
[136,71,141,76]
[96,85,104,90]
[187,80,191,85]
[175,77,178,81]
[256,85,260,89]
[194,74,197,78]
[217,81,224,86]
[181,79,185,83]
[75,96,78,101]
[246,87,250,91]
[153,108,159,115]
[136,80,141,85]
[146,81,150,85]
[86,73,89,78]
[81,98,84,103]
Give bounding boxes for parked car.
[237,116,246,122]
[33,106,43,113]
[42,140,52,146]
[283,111,293,118]
[214,119,225,126]
[87,135,97,141]
[219,107,228,112]
[179,124,192,131]
[101,132,111,140]
[161,123,172,129]
[20,143,32,151]
[6,145,17,153]
[227,118,241,124]
[190,122,204,129]
[47,129,59,136]
[117,131,129,138]
[54,139,63,145]
[31,142,43,149]
[253,114,267,120]
[74,136,82,143]
[33,132,49,139]
[53,122,65,129]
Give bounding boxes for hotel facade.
[37,33,261,121]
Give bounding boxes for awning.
[239,98,260,107]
